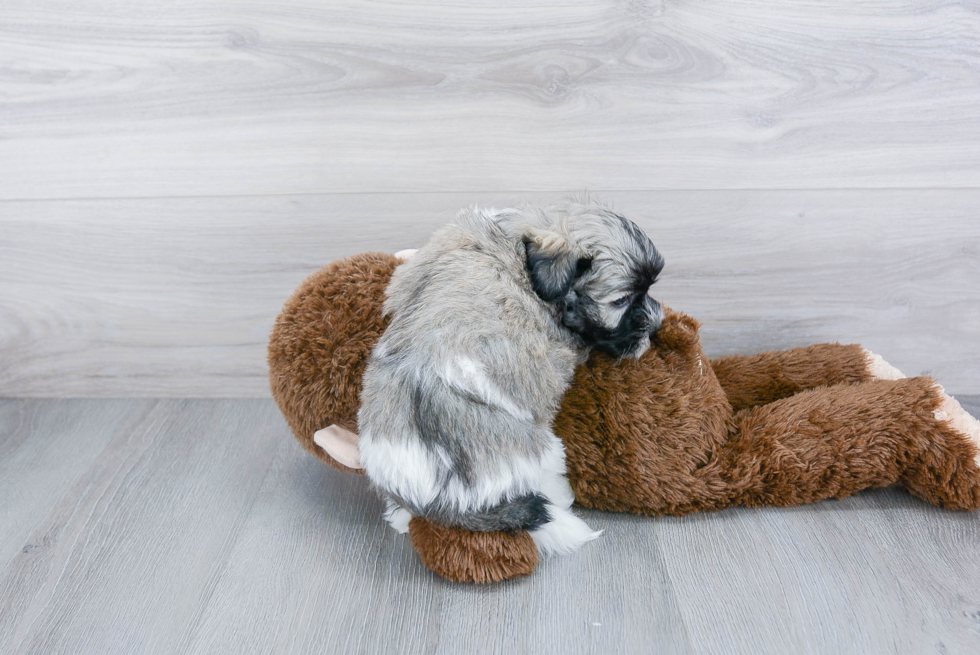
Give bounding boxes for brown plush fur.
[561,316,980,514]
[408,517,539,584]
[710,343,873,413]
[269,253,980,582]
[268,252,393,474]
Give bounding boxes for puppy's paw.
[383,501,412,534]
[933,385,980,468]
[529,505,601,557]
[395,249,418,261]
[864,349,906,381]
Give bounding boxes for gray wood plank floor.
[3,398,980,655]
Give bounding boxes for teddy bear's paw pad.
[408,518,538,583]
[933,387,980,468]
[864,350,906,381]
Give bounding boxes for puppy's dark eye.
[611,295,631,308]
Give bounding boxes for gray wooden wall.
[2,0,979,397]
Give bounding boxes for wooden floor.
[2,397,980,654]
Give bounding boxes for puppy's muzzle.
[615,296,662,359]
[577,295,664,359]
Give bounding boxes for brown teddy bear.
[268,252,980,583]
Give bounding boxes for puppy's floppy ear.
[524,229,591,302]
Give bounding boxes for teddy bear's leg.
[718,377,980,511]
[709,344,902,413]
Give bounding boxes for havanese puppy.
[357,197,665,556]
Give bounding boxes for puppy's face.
[525,207,664,359]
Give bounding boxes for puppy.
[357,198,665,555]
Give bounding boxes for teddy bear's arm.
[709,343,874,413]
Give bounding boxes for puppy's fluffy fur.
[358,199,664,555]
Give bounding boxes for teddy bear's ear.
[313,425,362,469]
[524,229,591,303]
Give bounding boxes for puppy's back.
[378,208,578,411]
[358,208,579,526]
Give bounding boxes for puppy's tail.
[430,493,552,533]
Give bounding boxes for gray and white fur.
[357,198,665,556]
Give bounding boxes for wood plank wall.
[1,1,978,396]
